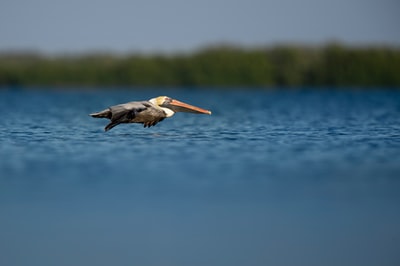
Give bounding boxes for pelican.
[90,96,211,131]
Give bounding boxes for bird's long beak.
[167,99,212,115]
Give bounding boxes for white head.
[149,96,212,118]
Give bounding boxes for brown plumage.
[90,96,211,131]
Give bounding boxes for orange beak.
[167,99,212,115]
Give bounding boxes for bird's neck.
[161,107,175,117]
[149,98,175,117]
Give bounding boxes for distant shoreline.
[1,44,399,88]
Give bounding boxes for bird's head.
[149,96,211,117]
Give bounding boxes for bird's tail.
[89,108,111,119]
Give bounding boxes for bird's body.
[90,96,211,131]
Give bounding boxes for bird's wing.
[105,101,166,131]
[109,101,148,120]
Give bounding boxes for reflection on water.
[1,88,400,266]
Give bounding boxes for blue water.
[1,88,400,266]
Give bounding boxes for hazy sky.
[1,0,399,53]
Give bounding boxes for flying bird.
[90,96,211,131]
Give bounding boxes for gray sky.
[1,0,399,53]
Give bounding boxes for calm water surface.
[1,88,400,266]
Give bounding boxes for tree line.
[1,44,399,88]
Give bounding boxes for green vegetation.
[1,44,400,88]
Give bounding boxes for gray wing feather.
[109,102,147,120]
[104,101,166,131]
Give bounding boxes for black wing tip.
[143,118,164,128]
[104,122,118,131]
